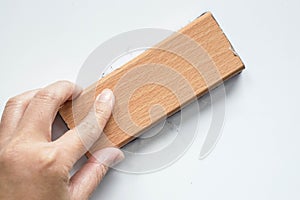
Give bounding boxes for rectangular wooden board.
[59,12,245,153]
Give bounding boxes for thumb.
[69,148,124,200]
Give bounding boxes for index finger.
[19,81,82,141]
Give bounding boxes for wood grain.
[59,12,245,153]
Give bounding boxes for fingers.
[56,89,114,165]
[19,81,82,140]
[0,89,39,133]
[69,148,124,200]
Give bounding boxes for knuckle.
[95,164,107,184]
[0,142,20,165]
[0,148,16,165]
[56,80,75,90]
[78,120,101,142]
[55,80,74,87]
[38,147,59,167]
[80,120,99,132]
[95,106,111,121]
[34,89,59,102]
[37,147,68,177]
[5,96,24,108]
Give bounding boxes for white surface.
[1,0,300,199]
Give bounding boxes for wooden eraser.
[59,12,245,153]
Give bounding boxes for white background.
[1,0,300,199]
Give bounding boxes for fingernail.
[96,89,114,106]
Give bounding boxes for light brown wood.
[59,12,245,153]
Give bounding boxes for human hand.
[0,81,124,200]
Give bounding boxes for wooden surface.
[59,12,245,153]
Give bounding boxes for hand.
[0,81,124,200]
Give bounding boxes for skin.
[0,81,124,200]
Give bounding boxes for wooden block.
[59,12,245,153]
